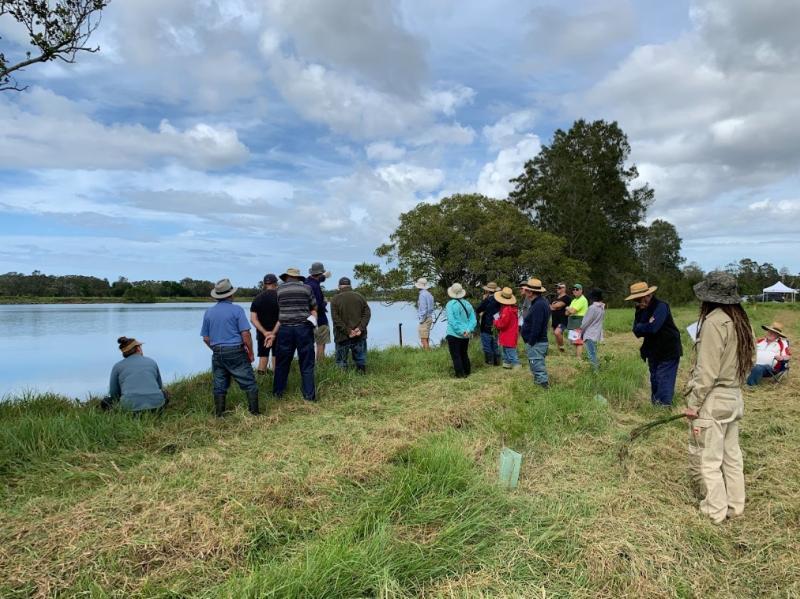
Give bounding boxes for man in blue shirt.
[520,278,550,388]
[201,278,260,416]
[416,277,435,350]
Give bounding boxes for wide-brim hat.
[520,278,546,293]
[762,321,787,338]
[414,277,429,289]
[309,262,326,275]
[693,271,741,305]
[280,267,306,282]
[625,281,657,301]
[494,287,517,305]
[482,281,500,292]
[447,283,466,299]
[211,278,237,299]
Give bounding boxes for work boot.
[213,394,227,417]
[484,352,494,365]
[247,389,260,415]
[356,364,366,375]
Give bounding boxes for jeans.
[584,338,599,370]
[502,346,520,365]
[273,324,316,400]
[446,335,471,377]
[525,341,549,385]
[648,358,679,406]
[335,337,367,368]
[480,332,501,362]
[212,345,258,395]
[747,364,775,386]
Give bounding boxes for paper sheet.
[686,321,699,342]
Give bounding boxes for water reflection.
[0,302,444,398]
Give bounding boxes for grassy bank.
[1,306,798,597]
[0,297,256,305]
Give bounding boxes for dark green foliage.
[510,119,652,295]
[356,193,589,302]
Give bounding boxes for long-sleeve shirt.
[330,288,371,344]
[580,302,605,342]
[521,295,550,345]
[417,289,435,323]
[305,277,328,326]
[685,308,743,412]
[495,305,519,348]
[445,298,477,337]
[108,354,166,412]
[632,296,682,362]
[476,295,501,333]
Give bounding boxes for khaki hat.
[482,281,500,292]
[625,281,658,301]
[762,321,787,338]
[447,282,467,299]
[520,277,546,293]
[414,277,429,289]
[210,278,237,299]
[693,271,741,305]
[118,336,142,355]
[494,287,517,305]
[280,267,306,282]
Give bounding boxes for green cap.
[572,283,583,290]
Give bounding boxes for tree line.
[0,272,260,302]
[355,119,799,306]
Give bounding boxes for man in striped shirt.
[273,267,318,401]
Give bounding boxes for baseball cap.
[263,273,278,285]
[338,276,352,286]
[572,283,583,290]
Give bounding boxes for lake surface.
[0,301,445,399]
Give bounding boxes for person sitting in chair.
[747,321,791,386]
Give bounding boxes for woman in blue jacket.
[445,283,478,378]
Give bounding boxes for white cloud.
[366,142,407,161]
[476,135,541,199]
[482,110,537,150]
[0,88,249,170]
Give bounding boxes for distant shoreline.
[0,296,255,305]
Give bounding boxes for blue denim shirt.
[418,289,435,323]
[445,299,477,337]
[201,300,251,347]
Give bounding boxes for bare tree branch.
[0,0,109,92]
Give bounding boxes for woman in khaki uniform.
[683,271,755,523]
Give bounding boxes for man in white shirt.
[747,321,790,386]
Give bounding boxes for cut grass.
[1,306,799,597]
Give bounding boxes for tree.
[509,119,653,293]
[1,0,109,92]
[639,219,685,278]
[355,194,590,304]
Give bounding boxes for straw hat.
[118,336,142,355]
[280,267,306,282]
[447,282,467,299]
[762,321,787,338]
[520,278,546,293]
[482,281,500,292]
[414,277,429,289]
[693,271,741,305]
[210,278,237,299]
[625,281,657,301]
[494,287,517,305]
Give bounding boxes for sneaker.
[502,363,512,369]
[512,364,522,370]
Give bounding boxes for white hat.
[210,278,237,299]
[414,277,429,289]
[447,283,466,299]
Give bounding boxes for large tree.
[354,193,589,304]
[509,119,653,293]
[1,0,109,92]
[639,219,684,279]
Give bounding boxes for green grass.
[1,306,799,597]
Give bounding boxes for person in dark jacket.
[307,262,332,362]
[475,281,502,366]
[520,278,550,388]
[330,277,371,373]
[626,281,683,406]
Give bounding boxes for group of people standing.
[418,277,607,388]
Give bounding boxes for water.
[0,301,445,399]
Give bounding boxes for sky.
[1,0,799,287]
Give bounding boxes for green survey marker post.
[499,447,522,490]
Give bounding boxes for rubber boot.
[247,389,260,415]
[484,352,494,365]
[493,354,501,366]
[214,394,227,418]
[356,364,366,375]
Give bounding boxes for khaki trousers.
[687,388,745,523]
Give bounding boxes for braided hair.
[697,302,755,382]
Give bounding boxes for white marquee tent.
[762,281,797,302]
